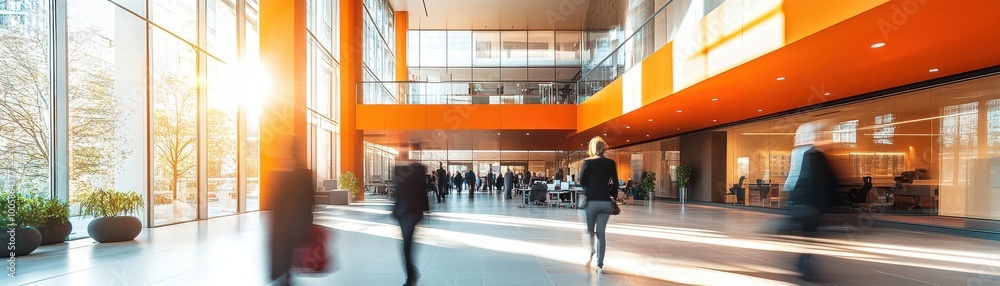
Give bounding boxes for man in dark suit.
[504,167,515,199]
[453,171,463,195]
[465,169,476,198]
[486,170,496,193]
[393,152,429,286]
[783,121,837,282]
[435,163,447,202]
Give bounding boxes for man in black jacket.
[486,170,496,193]
[783,121,837,282]
[453,172,463,195]
[465,169,476,198]
[435,163,447,202]
[393,149,429,286]
[504,168,515,199]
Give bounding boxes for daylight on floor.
[3,0,1000,285]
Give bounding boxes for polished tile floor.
[9,191,1000,285]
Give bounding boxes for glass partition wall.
[717,74,1000,222]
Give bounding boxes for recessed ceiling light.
[497,132,500,135]
[871,42,886,48]
[676,110,682,113]
[626,140,630,142]
[603,133,607,136]
[648,118,653,122]
[526,132,530,135]
[758,109,763,112]
[713,119,718,122]
[711,98,719,101]
[776,77,786,81]
[824,92,831,96]
[646,134,650,137]
[626,126,631,129]
[929,68,939,72]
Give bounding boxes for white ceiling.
[394,0,590,30]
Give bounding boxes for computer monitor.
[560,182,570,190]
[553,180,561,190]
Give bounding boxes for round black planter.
[38,220,73,245]
[1,227,42,258]
[88,216,141,243]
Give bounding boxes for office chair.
[755,179,769,204]
[729,176,746,203]
[528,182,548,205]
[846,176,873,209]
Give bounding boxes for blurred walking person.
[392,145,430,286]
[486,170,496,193]
[465,169,476,198]
[435,163,447,203]
[504,167,515,199]
[783,121,837,282]
[453,171,463,195]
[578,136,618,274]
[267,136,315,285]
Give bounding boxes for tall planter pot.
[88,216,141,243]
[38,220,73,245]
[1,227,42,258]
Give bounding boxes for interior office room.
[4,0,1000,285]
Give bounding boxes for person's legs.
[583,203,599,263]
[397,214,423,284]
[594,209,611,268]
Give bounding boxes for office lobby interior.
[3,0,1000,285]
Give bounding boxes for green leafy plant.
[339,172,361,199]
[0,192,44,228]
[39,196,70,226]
[676,163,695,189]
[80,190,144,218]
[639,171,656,198]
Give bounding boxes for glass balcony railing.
[358,81,580,105]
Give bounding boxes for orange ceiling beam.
[358,104,577,131]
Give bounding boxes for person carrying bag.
[578,136,619,274]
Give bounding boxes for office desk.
[895,184,936,209]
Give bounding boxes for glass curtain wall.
[716,74,1000,223]
[362,0,394,102]
[0,0,51,196]
[11,0,267,227]
[307,0,342,194]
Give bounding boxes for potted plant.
[80,190,144,243]
[339,171,361,202]
[36,196,72,245]
[638,171,656,200]
[0,192,43,258]
[676,163,695,203]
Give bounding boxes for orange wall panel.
[783,0,888,44]
[358,104,576,130]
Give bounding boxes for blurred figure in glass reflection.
[392,144,429,286]
[579,136,618,274]
[783,120,837,282]
[267,135,315,285]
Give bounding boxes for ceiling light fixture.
[711,98,719,101]
[497,132,500,135]
[758,109,763,112]
[824,92,831,96]
[776,77,786,81]
[870,42,886,48]
[646,134,650,137]
[626,126,631,129]
[676,110,682,113]
[929,68,940,72]
[526,132,530,136]
[648,118,653,122]
[603,133,607,136]
[626,140,630,142]
[713,119,718,122]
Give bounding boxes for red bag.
[294,225,331,273]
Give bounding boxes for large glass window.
[67,0,147,220]
[151,27,199,225]
[245,4,261,211]
[207,0,238,63]
[0,0,51,196]
[447,31,472,67]
[150,0,198,43]
[207,59,238,217]
[419,31,447,67]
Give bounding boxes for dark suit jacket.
[504,171,514,189]
[465,170,476,185]
[392,163,430,217]
[789,146,837,213]
[579,157,619,201]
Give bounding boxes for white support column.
[197,0,210,219]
